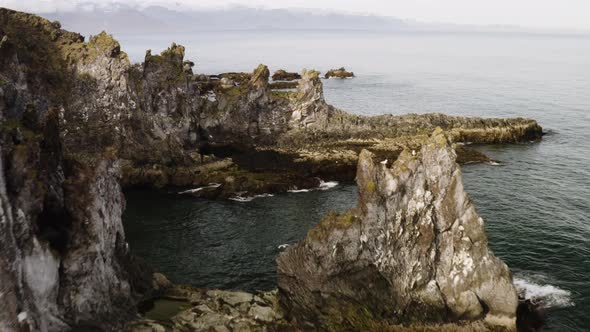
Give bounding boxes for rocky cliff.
[1,7,537,331]
[277,129,518,331]
[0,9,150,331]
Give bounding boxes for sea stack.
[277,128,518,331]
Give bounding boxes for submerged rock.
[277,128,518,330]
[324,67,354,79]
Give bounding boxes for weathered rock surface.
[0,8,151,331]
[0,9,543,200]
[324,67,354,79]
[277,129,518,331]
[126,286,292,332]
[0,7,537,330]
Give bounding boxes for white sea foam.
[288,189,311,193]
[318,180,339,190]
[488,161,502,166]
[278,244,290,250]
[229,193,274,202]
[178,183,221,195]
[514,276,574,308]
[288,180,339,193]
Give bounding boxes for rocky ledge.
[126,278,292,332]
[277,129,518,331]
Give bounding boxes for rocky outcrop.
[272,69,301,81]
[277,129,518,331]
[324,67,354,79]
[1,7,538,330]
[0,8,151,331]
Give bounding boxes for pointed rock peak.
[143,43,187,79]
[249,64,269,89]
[88,31,123,58]
[278,127,518,331]
[162,43,185,59]
[301,68,321,80]
[294,68,324,104]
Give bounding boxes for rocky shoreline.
[0,8,543,331]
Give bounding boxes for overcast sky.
[2,0,590,31]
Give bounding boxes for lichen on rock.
[277,128,519,331]
[1,7,541,331]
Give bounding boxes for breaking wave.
[178,183,221,194]
[318,180,339,190]
[514,275,574,309]
[288,180,339,193]
[229,193,274,202]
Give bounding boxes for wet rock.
[324,67,354,79]
[516,298,546,332]
[272,69,301,81]
[277,128,518,331]
[454,145,492,164]
[152,273,173,292]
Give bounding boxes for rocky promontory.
[277,129,519,331]
[0,8,541,331]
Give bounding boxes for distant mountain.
[41,5,408,36]
[37,4,588,38]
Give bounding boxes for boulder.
[277,128,518,331]
[219,77,235,89]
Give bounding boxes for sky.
[1,0,590,31]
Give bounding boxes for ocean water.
[122,31,590,331]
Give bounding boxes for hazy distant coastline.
[38,4,590,38]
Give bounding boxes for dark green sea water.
[122,31,590,331]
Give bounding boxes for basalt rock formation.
[1,7,539,331]
[277,129,519,331]
[0,9,152,331]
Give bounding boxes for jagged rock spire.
[277,128,518,330]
